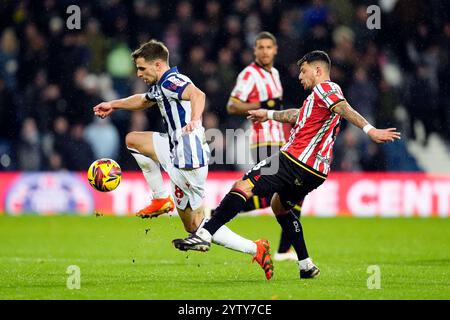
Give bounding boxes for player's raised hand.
[247,109,268,123]
[93,102,114,119]
[367,128,401,144]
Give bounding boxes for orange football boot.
[136,195,175,218]
[252,239,274,280]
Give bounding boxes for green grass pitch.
[0,215,449,300]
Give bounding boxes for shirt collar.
[313,80,332,90]
[253,61,272,74]
[158,66,178,85]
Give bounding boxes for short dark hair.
[255,31,277,46]
[132,39,169,63]
[297,50,331,70]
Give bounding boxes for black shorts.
[243,151,326,210]
[250,144,283,164]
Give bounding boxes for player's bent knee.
[125,132,157,159]
[271,193,289,216]
[232,179,253,198]
[125,132,138,149]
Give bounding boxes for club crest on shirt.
[167,76,187,89]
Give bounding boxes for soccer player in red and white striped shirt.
[228,32,286,150]
[174,51,401,280]
[226,32,297,261]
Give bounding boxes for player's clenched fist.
[93,102,114,119]
[247,109,268,123]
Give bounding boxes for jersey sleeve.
[315,82,346,110]
[230,70,255,102]
[161,75,191,100]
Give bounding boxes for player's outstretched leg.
[129,146,174,218]
[207,218,274,280]
[175,207,260,255]
[172,181,250,251]
[172,226,274,280]
[172,179,274,280]
[126,132,174,218]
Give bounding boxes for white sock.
[196,219,257,256]
[128,147,168,199]
[213,225,257,255]
[298,257,313,270]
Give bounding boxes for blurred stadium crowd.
[0,0,449,172]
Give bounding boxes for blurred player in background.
[93,39,273,280]
[173,50,401,279]
[226,31,298,261]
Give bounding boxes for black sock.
[277,207,301,253]
[243,195,271,212]
[203,189,248,235]
[275,211,309,260]
[278,230,292,253]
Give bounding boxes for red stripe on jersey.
[312,90,325,108]
[319,82,332,92]
[303,115,340,170]
[251,64,273,99]
[281,81,345,175]
[232,71,253,101]
[283,99,308,150]
[233,63,286,145]
[317,82,344,107]
[252,122,262,144]
[287,111,330,160]
[270,72,282,94]
[269,117,275,141]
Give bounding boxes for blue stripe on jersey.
[175,100,186,127]
[161,92,176,131]
[160,89,180,166]
[177,83,189,100]
[174,140,179,168]
[161,120,174,152]
[195,136,205,166]
[182,135,193,167]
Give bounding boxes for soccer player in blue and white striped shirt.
[93,40,273,278]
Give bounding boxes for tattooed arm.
[247,108,299,124]
[331,101,369,129]
[273,109,300,124]
[332,100,401,144]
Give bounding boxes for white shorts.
[152,132,208,210]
